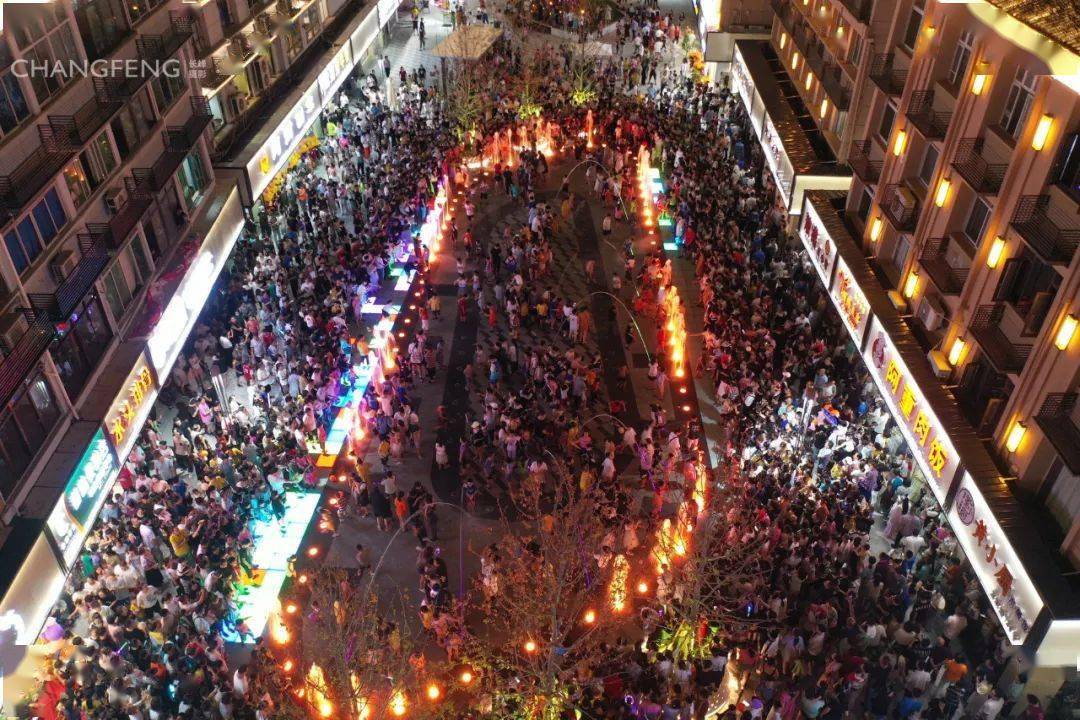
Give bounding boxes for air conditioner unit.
[50,250,78,282]
[917,293,946,332]
[927,349,952,379]
[104,187,127,214]
[227,93,250,117]
[0,312,28,353]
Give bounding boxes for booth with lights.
[798,189,1080,669]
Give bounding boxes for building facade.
[727,0,1080,686]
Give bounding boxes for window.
[110,89,156,161]
[0,41,31,136]
[848,34,863,67]
[50,297,112,399]
[126,0,165,25]
[101,261,132,320]
[2,188,68,273]
[0,372,61,497]
[178,150,208,209]
[918,144,939,187]
[78,130,118,190]
[857,187,873,223]
[902,2,925,51]
[124,241,149,291]
[1000,67,1036,140]
[152,71,185,112]
[74,0,131,61]
[878,103,897,143]
[963,198,991,244]
[890,234,911,272]
[11,4,81,105]
[993,250,1061,324]
[62,160,92,209]
[1051,132,1079,200]
[948,31,974,89]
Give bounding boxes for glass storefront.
[50,297,112,401]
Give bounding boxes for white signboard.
[799,199,838,286]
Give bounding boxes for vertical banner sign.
[102,352,159,463]
[47,430,120,567]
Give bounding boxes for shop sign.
[318,42,353,100]
[761,116,791,207]
[46,429,119,567]
[350,3,381,58]
[377,0,400,27]
[799,200,837,286]
[830,256,870,346]
[863,317,959,504]
[731,47,754,129]
[948,472,1044,644]
[102,353,158,461]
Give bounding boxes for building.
[728,0,1080,693]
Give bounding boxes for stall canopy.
[431,25,503,60]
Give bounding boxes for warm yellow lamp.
[892,129,907,156]
[971,63,990,95]
[780,32,788,49]
[903,271,919,299]
[1054,313,1078,350]
[792,51,800,69]
[934,178,951,207]
[869,217,883,242]
[948,338,966,366]
[820,98,829,118]
[1032,114,1053,151]
[805,72,814,91]
[1005,421,1026,452]
[986,236,1006,268]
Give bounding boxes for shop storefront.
[798,189,1080,668]
[731,41,851,215]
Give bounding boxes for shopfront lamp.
[986,236,1006,268]
[1005,421,1026,453]
[1054,313,1078,350]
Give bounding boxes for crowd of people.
[24,3,1052,720]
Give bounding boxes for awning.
[431,25,503,61]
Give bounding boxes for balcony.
[849,140,882,184]
[26,229,111,322]
[906,90,951,140]
[952,138,1008,195]
[0,127,75,216]
[880,183,920,231]
[838,0,872,23]
[955,359,1011,438]
[1034,393,1080,474]
[919,236,970,294]
[135,12,194,63]
[200,59,234,93]
[104,174,156,247]
[969,304,1033,374]
[869,53,907,97]
[819,63,852,110]
[1011,195,1080,266]
[142,99,211,190]
[0,317,58,408]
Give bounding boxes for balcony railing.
[880,183,920,231]
[839,0,872,23]
[200,59,233,91]
[0,317,58,408]
[135,12,195,63]
[0,127,74,215]
[1034,393,1080,474]
[848,140,882,183]
[952,138,1007,195]
[104,174,156,248]
[819,63,852,110]
[907,90,951,139]
[143,98,212,190]
[919,237,969,294]
[1011,194,1080,266]
[26,229,111,322]
[955,361,1010,438]
[869,54,907,97]
[969,304,1033,374]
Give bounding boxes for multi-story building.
[729,0,1080,694]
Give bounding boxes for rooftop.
[986,0,1080,58]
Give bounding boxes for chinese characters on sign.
[863,318,959,504]
[47,430,119,567]
[799,201,838,286]
[831,257,870,345]
[102,353,159,461]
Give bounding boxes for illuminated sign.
[732,47,755,126]
[761,116,793,208]
[47,430,119,567]
[799,200,838,285]
[377,0,400,27]
[863,317,959,504]
[317,42,353,100]
[831,256,870,345]
[948,472,1044,644]
[102,353,158,461]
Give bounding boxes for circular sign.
[955,488,976,526]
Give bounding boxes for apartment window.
[78,130,118,190]
[994,250,1061,326]
[3,188,68,273]
[75,0,131,61]
[902,1,925,51]
[178,150,208,210]
[62,160,92,209]
[878,103,897,143]
[963,198,991,244]
[0,42,31,136]
[10,4,81,105]
[101,261,133,320]
[109,89,156,161]
[890,234,911,272]
[848,34,863,67]
[50,297,112,400]
[152,71,186,113]
[917,144,939,187]
[0,372,61,498]
[127,0,165,25]
[284,23,303,62]
[1000,67,1036,140]
[1051,132,1080,201]
[124,240,150,291]
[948,31,974,89]
[856,187,873,223]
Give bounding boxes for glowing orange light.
[286,602,298,614]
[583,609,597,624]
[459,670,474,684]
[307,546,320,557]
[282,659,295,672]
[426,683,441,701]
[524,640,537,653]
